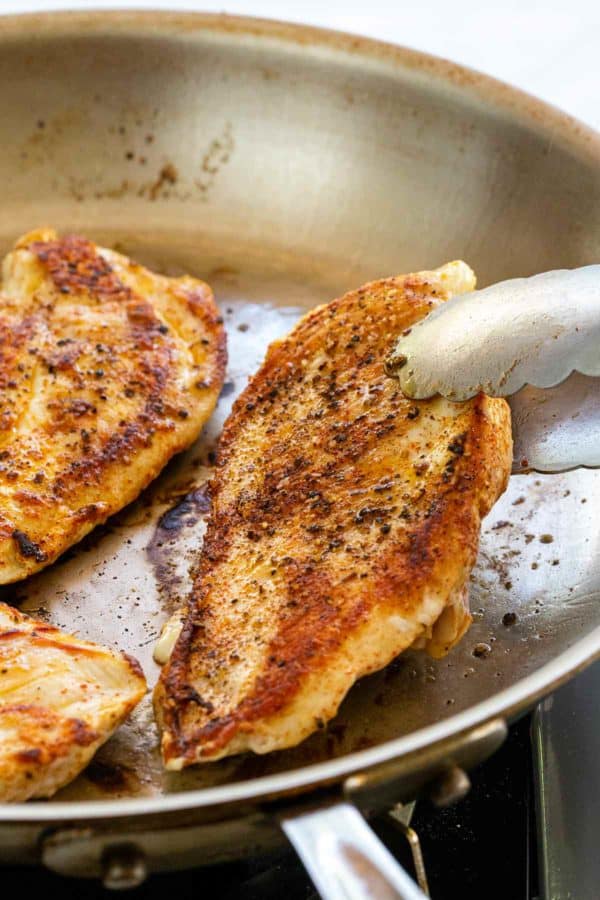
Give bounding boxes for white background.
[0,0,599,131]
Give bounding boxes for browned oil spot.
[155,485,210,533]
[219,381,236,400]
[146,484,211,612]
[195,124,234,197]
[85,760,137,793]
[149,163,178,201]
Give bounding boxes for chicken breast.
[0,602,146,802]
[155,262,512,768]
[0,229,226,583]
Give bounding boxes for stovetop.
[1,715,537,899]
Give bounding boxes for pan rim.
[2,626,600,820]
[1,8,599,822]
[0,8,599,158]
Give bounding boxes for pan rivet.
[101,843,147,890]
[429,765,471,807]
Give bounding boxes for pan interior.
[0,14,599,804]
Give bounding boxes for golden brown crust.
[0,602,147,802]
[0,229,226,583]
[155,264,512,767]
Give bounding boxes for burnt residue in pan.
[157,484,211,531]
[219,380,236,400]
[146,483,211,612]
[84,759,139,794]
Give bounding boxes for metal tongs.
[385,266,600,474]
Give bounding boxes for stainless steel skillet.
[1,10,600,897]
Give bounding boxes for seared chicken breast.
[0,229,226,583]
[0,603,146,802]
[155,262,512,768]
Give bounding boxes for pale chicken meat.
[0,229,226,583]
[155,262,512,768]
[0,603,146,802]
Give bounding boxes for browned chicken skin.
[0,229,226,583]
[155,262,512,768]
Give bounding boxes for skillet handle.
[280,800,428,900]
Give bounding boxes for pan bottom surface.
[0,227,598,804]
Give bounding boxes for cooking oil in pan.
[3,231,599,802]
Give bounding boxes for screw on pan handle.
[101,843,148,890]
[428,765,471,808]
[281,800,429,900]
